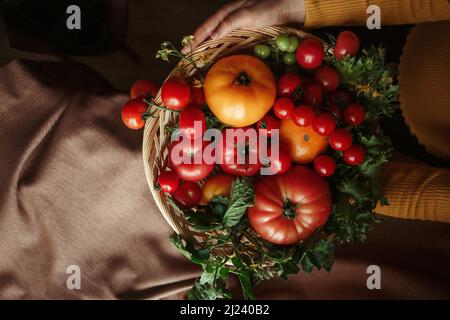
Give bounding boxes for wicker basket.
[142,26,326,239]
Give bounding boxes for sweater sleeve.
[304,0,450,28]
[375,161,450,223]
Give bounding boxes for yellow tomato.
[204,55,276,127]
[200,174,234,205]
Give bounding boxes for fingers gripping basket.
[142,26,325,240]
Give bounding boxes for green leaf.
[219,267,230,279]
[238,271,255,300]
[300,240,335,272]
[337,177,371,204]
[170,233,210,265]
[188,279,231,300]
[185,211,222,232]
[360,134,391,148]
[278,260,300,279]
[199,270,215,285]
[327,196,380,243]
[300,254,314,273]
[307,240,335,271]
[223,177,255,227]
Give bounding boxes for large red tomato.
[168,139,214,181]
[218,127,262,176]
[204,55,276,127]
[249,166,332,245]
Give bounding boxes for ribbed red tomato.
[249,166,332,245]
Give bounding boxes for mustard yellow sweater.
[304,0,450,222]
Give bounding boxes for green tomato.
[287,36,299,53]
[254,44,271,59]
[275,34,290,52]
[283,53,297,65]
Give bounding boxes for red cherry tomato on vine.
[161,78,191,110]
[313,66,341,92]
[312,113,336,136]
[296,38,324,70]
[172,181,202,208]
[343,103,366,126]
[292,105,316,127]
[157,170,180,193]
[304,83,324,105]
[277,73,303,97]
[130,79,159,100]
[257,115,280,137]
[334,31,360,60]
[343,144,366,165]
[178,107,206,139]
[274,97,295,120]
[121,99,147,130]
[313,155,337,177]
[328,128,353,151]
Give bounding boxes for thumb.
[210,8,252,40]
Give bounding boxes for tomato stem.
[282,200,297,219]
[235,72,251,85]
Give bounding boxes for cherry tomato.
[189,87,205,108]
[157,170,180,193]
[274,97,295,120]
[287,36,299,53]
[218,127,262,176]
[312,113,336,136]
[313,66,341,92]
[313,155,336,177]
[254,44,271,59]
[343,144,366,165]
[292,105,316,127]
[161,78,191,110]
[304,83,324,105]
[130,79,159,100]
[334,31,360,60]
[275,34,291,52]
[257,115,280,138]
[343,103,366,126]
[121,99,147,130]
[296,38,324,70]
[328,128,353,151]
[178,107,206,139]
[172,181,202,208]
[266,146,292,175]
[277,73,303,97]
[168,139,214,181]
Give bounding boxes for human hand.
[182,0,305,54]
